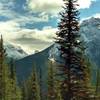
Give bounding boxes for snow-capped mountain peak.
[4,43,28,60]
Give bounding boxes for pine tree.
[0,35,12,100]
[56,0,92,99]
[0,35,22,100]
[55,81,63,100]
[9,59,22,100]
[47,61,56,100]
[0,35,6,99]
[21,80,28,100]
[94,68,100,100]
[0,34,4,100]
[27,66,40,100]
[47,61,63,100]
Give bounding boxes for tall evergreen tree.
[0,35,6,99]
[56,0,92,99]
[9,59,22,100]
[47,61,56,100]
[21,80,28,100]
[26,66,40,100]
[55,80,63,100]
[0,35,21,100]
[94,68,100,100]
[0,35,12,100]
[47,61,63,100]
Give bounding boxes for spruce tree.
[94,68,100,100]
[0,35,21,100]
[0,35,6,99]
[47,61,56,100]
[0,35,12,100]
[9,59,22,100]
[55,81,63,100]
[21,80,28,100]
[47,61,63,100]
[27,66,40,100]
[56,0,92,99]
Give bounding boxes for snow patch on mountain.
[4,43,28,60]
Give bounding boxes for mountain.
[15,17,100,83]
[80,17,100,67]
[15,45,54,82]
[4,43,28,60]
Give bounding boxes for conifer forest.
[0,0,100,100]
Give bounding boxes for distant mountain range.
[6,17,99,83]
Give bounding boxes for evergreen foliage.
[47,61,56,100]
[55,0,93,99]
[0,35,12,100]
[21,80,28,100]
[47,61,63,100]
[0,35,6,99]
[0,35,22,100]
[24,66,41,100]
[94,68,100,100]
[9,59,22,100]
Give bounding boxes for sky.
[0,0,100,54]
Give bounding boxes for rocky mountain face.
[80,17,100,67]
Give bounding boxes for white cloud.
[0,19,57,53]
[0,21,20,41]
[0,0,49,25]
[0,20,56,42]
[26,0,97,15]
[78,0,96,9]
[15,14,49,26]
[12,27,56,54]
[16,26,57,53]
[26,0,63,14]
[31,26,57,42]
[0,0,19,19]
